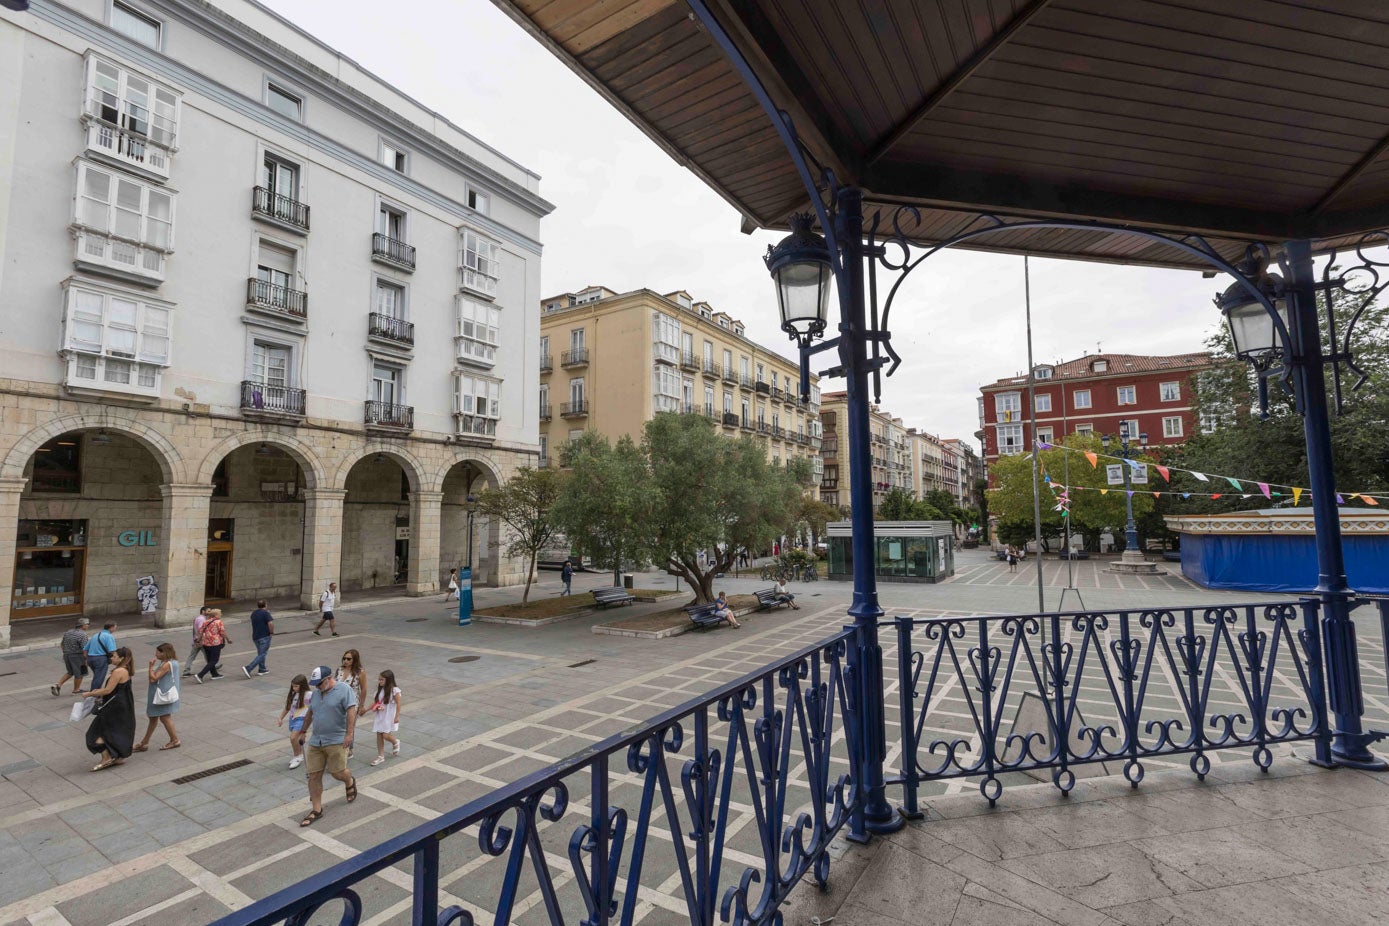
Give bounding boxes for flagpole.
[1024,256,1045,613]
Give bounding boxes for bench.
[754,587,793,610]
[591,587,635,608]
[1057,550,1090,560]
[685,602,728,629]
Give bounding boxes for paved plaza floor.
[0,554,1383,925]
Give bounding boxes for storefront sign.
[117,530,158,547]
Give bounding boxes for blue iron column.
[1284,239,1386,770]
[1121,440,1138,554]
[836,187,904,838]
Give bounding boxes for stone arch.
[1,412,183,484]
[439,455,507,587]
[195,431,327,490]
[433,452,504,495]
[331,442,429,492]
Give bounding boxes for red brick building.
[977,352,1214,484]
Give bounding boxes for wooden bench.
[685,602,728,629]
[591,587,635,608]
[754,587,793,610]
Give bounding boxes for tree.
[473,467,564,604]
[794,498,842,546]
[876,486,946,521]
[644,412,806,603]
[552,431,651,587]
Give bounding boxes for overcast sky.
[260,0,1226,443]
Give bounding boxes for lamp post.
[464,493,477,570]
[1216,243,1385,770]
[1101,424,1149,569]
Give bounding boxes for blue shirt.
[249,609,274,641]
[85,630,116,657]
[308,682,356,747]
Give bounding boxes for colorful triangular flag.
[1226,477,1243,491]
[1292,487,1303,505]
[1085,451,1098,468]
[1155,465,1170,482]
[1363,495,1380,506]
[1191,471,1209,482]
[1257,482,1271,499]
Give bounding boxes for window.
[703,340,714,364]
[570,328,585,350]
[740,356,750,379]
[1036,426,1054,445]
[1163,416,1184,438]
[723,392,733,413]
[62,283,170,395]
[381,141,408,173]
[995,392,1021,421]
[1122,419,1141,440]
[466,188,490,215]
[652,366,680,412]
[456,296,501,367]
[539,383,549,414]
[722,348,733,372]
[539,335,549,359]
[1117,385,1137,405]
[110,2,161,47]
[681,331,694,358]
[569,378,585,404]
[30,439,82,494]
[83,56,178,175]
[250,341,291,387]
[1073,389,1092,409]
[72,161,175,279]
[996,424,1024,455]
[255,240,297,296]
[1034,366,1052,379]
[375,279,405,319]
[538,435,547,463]
[1034,393,1052,413]
[1074,423,1093,436]
[371,363,401,406]
[1160,381,1181,402]
[704,385,714,409]
[378,204,407,242]
[262,154,299,200]
[266,82,302,121]
[756,362,765,383]
[1093,359,1108,372]
[460,227,501,297]
[454,374,501,436]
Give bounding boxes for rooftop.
[983,351,1215,390]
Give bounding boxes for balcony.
[240,380,305,419]
[739,373,755,391]
[680,350,699,371]
[561,400,589,418]
[772,425,786,438]
[537,456,550,469]
[246,278,307,320]
[82,103,174,181]
[756,421,771,434]
[368,313,414,346]
[771,386,784,401]
[371,233,416,271]
[456,415,497,438]
[740,416,754,430]
[364,400,413,431]
[73,230,167,286]
[755,380,771,394]
[722,411,740,428]
[721,367,738,385]
[562,348,589,367]
[821,439,839,454]
[702,359,722,378]
[252,186,310,233]
[703,403,718,420]
[539,355,552,373]
[538,403,551,421]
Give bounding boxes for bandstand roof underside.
[492,0,1389,269]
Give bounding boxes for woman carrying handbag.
[134,642,181,751]
[81,646,136,771]
[195,609,230,682]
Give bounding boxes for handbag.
[153,682,179,705]
[69,699,96,722]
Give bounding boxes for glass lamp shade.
[1119,421,1130,441]
[1101,434,1111,449]
[765,213,831,342]
[1139,432,1149,447]
[1219,279,1287,361]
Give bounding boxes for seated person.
[713,591,740,628]
[774,578,800,609]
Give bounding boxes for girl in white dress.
[369,669,402,766]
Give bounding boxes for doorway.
[206,518,233,602]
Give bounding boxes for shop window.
[13,519,87,618]
[30,438,82,493]
[208,518,234,542]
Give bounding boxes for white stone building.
[0,0,551,645]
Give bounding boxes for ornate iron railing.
[889,602,1329,811]
[562,348,589,367]
[364,400,413,430]
[240,380,305,416]
[561,399,589,417]
[368,312,415,345]
[246,277,308,318]
[213,629,861,926]
[252,186,310,230]
[372,232,417,270]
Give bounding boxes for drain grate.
[449,655,480,664]
[172,758,252,785]
[405,618,428,623]
[567,659,596,669]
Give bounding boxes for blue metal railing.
[889,601,1329,810]
[213,628,860,926]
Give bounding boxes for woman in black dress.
[81,646,136,771]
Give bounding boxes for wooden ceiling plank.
[1313,128,1389,213]
[568,0,678,54]
[866,0,1056,165]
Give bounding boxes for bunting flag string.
[1041,484,1389,504]
[1033,441,1389,506]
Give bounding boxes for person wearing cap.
[298,664,357,827]
[52,617,90,696]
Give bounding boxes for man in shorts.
[313,583,338,637]
[299,663,356,826]
[52,617,90,695]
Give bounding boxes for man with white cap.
[299,663,357,827]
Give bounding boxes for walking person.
[313,583,338,637]
[194,608,230,683]
[444,569,459,603]
[560,560,573,597]
[133,643,180,752]
[84,621,118,691]
[1007,546,1019,573]
[368,669,402,766]
[242,600,275,678]
[183,606,208,677]
[298,664,358,827]
[335,649,367,758]
[52,617,90,696]
[81,646,135,771]
[277,674,312,769]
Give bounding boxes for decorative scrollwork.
[285,891,363,926]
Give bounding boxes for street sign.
[457,567,473,626]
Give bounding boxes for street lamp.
[1101,424,1153,573]
[1216,249,1289,363]
[764,212,832,351]
[464,493,477,570]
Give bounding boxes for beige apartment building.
[537,287,823,479]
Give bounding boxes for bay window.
[456,296,501,367]
[460,227,501,297]
[61,282,171,397]
[83,55,178,179]
[996,424,1024,455]
[455,373,501,436]
[72,161,175,282]
[652,364,680,413]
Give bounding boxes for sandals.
[92,758,118,772]
[345,777,358,802]
[160,741,181,751]
[132,743,149,753]
[300,809,324,827]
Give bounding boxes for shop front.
[12,518,87,618]
[826,520,956,583]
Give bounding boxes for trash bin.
[623,573,634,589]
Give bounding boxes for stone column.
[406,490,442,596]
[299,488,345,610]
[0,477,28,649]
[156,483,213,629]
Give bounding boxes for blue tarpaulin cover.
[1181,534,1388,594]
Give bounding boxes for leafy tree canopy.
[473,466,565,604]
[551,431,651,586]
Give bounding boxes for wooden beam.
[866,0,1056,167]
[1311,128,1389,215]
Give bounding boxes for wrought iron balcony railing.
[702,359,721,378]
[246,278,307,319]
[703,403,718,419]
[562,348,589,367]
[722,411,740,427]
[755,380,771,394]
[252,186,310,231]
[721,367,738,384]
[739,373,755,390]
[364,400,413,430]
[679,350,699,370]
[240,381,305,417]
[539,355,552,373]
[741,416,754,430]
[538,404,551,421]
[371,233,416,270]
[561,399,589,417]
[368,313,414,345]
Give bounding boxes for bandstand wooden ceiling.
[491,0,1389,269]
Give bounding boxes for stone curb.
[591,605,758,640]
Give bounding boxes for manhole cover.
[449,655,480,663]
